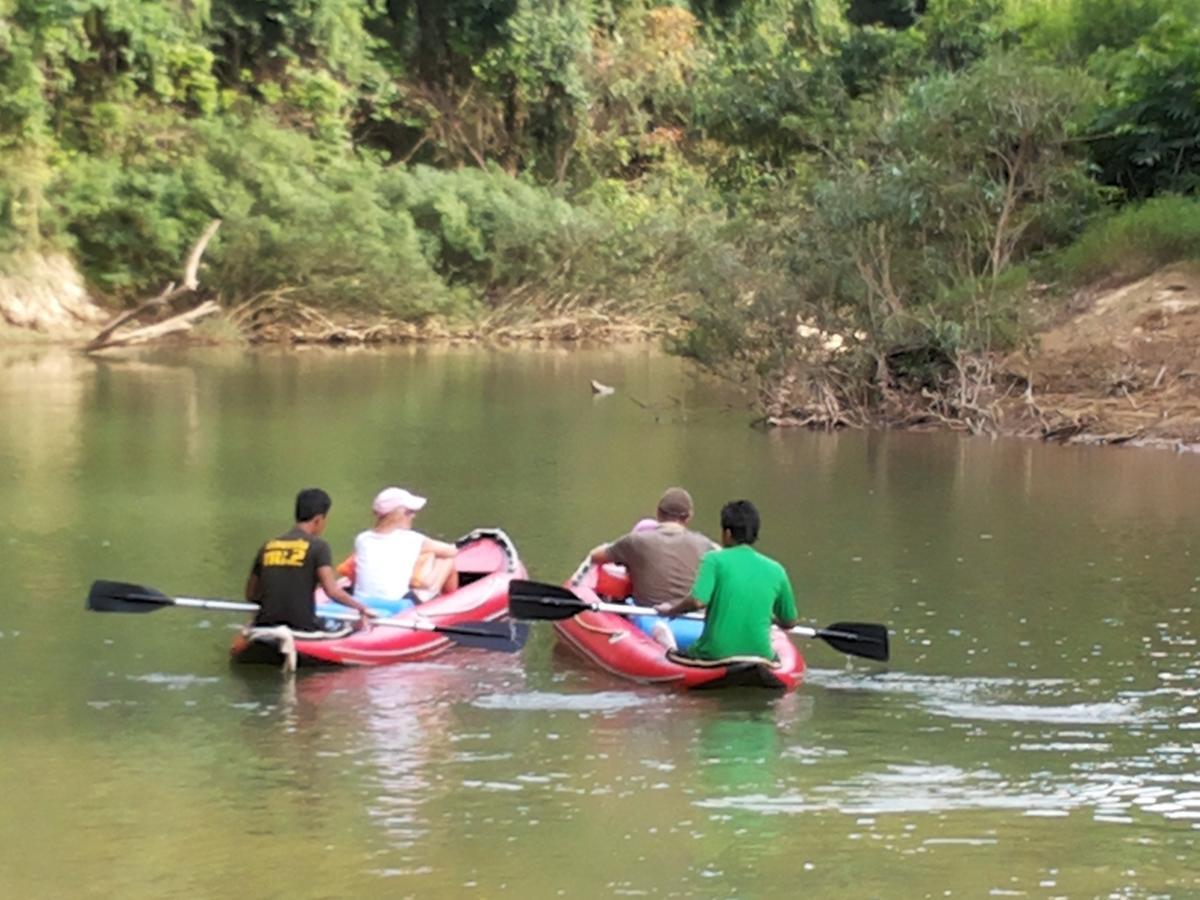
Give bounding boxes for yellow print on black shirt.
[261,539,309,567]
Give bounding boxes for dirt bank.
[0,254,108,337]
[1000,263,1200,450]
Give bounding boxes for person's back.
[688,543,794,660]
[354,528,424,601]
[605,523,714,606]
[590,488,716,606]
[251,526,330,630]
[247,488,371,631]
[655,499,798,661]
[352,487,460,605]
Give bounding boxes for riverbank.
[223,297,669,346]
[5,260,1198,451]
[761,263,1200,452]
[999,264,1200,451]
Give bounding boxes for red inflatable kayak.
[230,528,526,667]
[552,562,805,691]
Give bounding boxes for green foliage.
[845,0,920,29]
[573,5,702,182]
[1006,0,1200,63]
[208,0,382,83]
[678,50,1101,393]
[837,24,927,97]
[821,54,1098,336]
[398,164,590,293]
[917,0,1011,71]
[692,0,850,185]
[1057,195,1200,284]
[0,14,50,251]
[47,108,448,314]
[1087,14,1200,198]
[474,0,594,178]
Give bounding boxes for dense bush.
[46,110,448,313]
[1057,196,1200,284]
[1087,15,1200,198]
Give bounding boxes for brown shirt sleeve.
[605,533,639,567]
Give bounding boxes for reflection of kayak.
[230,529,526,667]
[552,562,805,691]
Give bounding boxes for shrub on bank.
[39,107,716,323]
[1057,196,1200,286]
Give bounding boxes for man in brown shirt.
[589,487,718,605]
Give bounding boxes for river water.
[1,345,1198,897]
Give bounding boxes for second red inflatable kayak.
[552,561,805,691]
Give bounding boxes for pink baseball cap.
[633,517,659,532]
[372,487,427,516]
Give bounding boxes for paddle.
[87,580,529,653]
[508,579,889,662]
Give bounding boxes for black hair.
[720,499,760,545]
[295,488,332,523]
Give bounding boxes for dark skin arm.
[245,569,376,628]
[318,565,375,624]
[655,596,702,618]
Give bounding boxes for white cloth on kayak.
[244,625,298,672]
[650,619,678,651]
[243,624,355,672]
[353,528,427,602]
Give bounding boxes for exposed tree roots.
[761,351,1200,452]
[225,292,666,346]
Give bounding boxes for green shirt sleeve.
[773,567,798,622]
[690,551,718,607]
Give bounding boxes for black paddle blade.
[86,580,172,613]
[507,579,588,621]
[817,622,890,662]
[438,620,530,653]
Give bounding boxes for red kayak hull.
[552,564,805,691]
[230,529,525,667]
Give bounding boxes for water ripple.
[471,691,655,712]
[126,673,222,690]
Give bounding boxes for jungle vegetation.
[3,0,1199,406]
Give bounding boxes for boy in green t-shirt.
[654,500,797,661]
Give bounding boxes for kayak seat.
[629,606,704,652]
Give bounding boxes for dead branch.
[182,219,222,291]
[92,301,221,350]
[84,219,222,353]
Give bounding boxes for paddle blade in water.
[818,622,890,662]
[438,619,530,653]
[86,580,172,613]
[507,580,589,621]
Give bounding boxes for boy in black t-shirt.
[246,488,372,631]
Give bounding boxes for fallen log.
[92,301,221,349]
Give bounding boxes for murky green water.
[1,345,1198,897]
